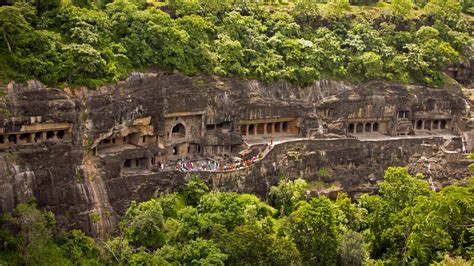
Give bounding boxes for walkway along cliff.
[0,73,473,236]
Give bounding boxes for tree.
[358,167,473,264]
[425,0,463,20]
[337,230,368,266]
[327,0,351,17]
[378,167,431,210]
[286,197,340,265]
[349,52,384,79]
[335,193,364,231]
[120,199,166,249]
[198,192,247,231]
[0,4,32,53]
[157,192,186,219]
[216,224,300,265]
[181,238,227,265]
[293,0,320,25]
[55,229,103,265]
[267,178,308,216]
[154,238,227,265]
[181,174,209,206]
[212,33,248,76]
[391,0,413,19]
[62,43,107,86]
[1,201,70,265]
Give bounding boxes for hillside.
[0,0,472,88]
[0,1,473,265]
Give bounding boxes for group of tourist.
[170,141,274,173]
[175,156,259,173]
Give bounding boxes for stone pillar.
[263,123,267,135]
[278,123,283,134]
[245,125,249,136]
[362,123,365,133]
[271,123,275,135]
[421,120,425,130]
[430,121,433,131]
[254,125,257,136]
[29,133,35,143]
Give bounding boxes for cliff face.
[0,73,472,236]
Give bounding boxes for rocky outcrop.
[0,73,472,236]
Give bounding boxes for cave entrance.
[35,132,42,142]
[248,124,256,135]
[348,123,355,133]
[172,123,186,138]
[440,120,447,129]
[365,123,371,133]
[282,122,289,133]
[274,122,281,133]
[19,133,31,144]
[416,120,423,130]
[46,131,55,140]
[57,130,65,139]
[266,124,273,134]
[8,135,17,144]
[372,122,379,132]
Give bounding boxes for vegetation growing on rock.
[0,0,472,88]
[1,167,473,264]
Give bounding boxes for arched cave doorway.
[172,123,186,138]
[348,123,354,133]
[372,122,379,132]
[416,120,423,130]
[365,123,371,133]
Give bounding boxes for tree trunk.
[2,29,12,53]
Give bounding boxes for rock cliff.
[0,73,472,236]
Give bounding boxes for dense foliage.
[0,0,472,88]
[1,167,473,264]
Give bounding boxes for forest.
[0,166,473,265]
[0,0,472,88]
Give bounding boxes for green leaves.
[120,199,166,249]
[268,178,308,216]
[216,224,299,265]
[361,167,474,264]
[182,174,209,206]
[1,170,472,264]
[0,0,471,88]
[286,197,341,265]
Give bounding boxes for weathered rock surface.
[0,73,472,236]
